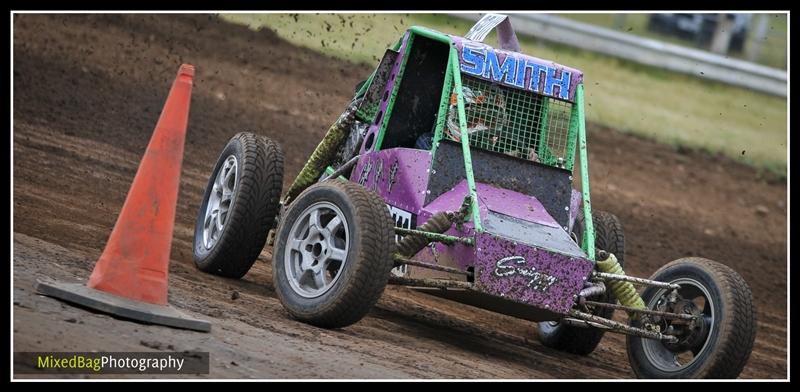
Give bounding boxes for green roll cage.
[351,26,596,261]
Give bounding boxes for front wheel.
[273,180,396,328]
[193,132,284,278]
[626,258,756,378]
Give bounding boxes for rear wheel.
[537,210,625,355]
[273,180,396,328]
[626,258,756,378]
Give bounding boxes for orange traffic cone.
[36,64,210,332]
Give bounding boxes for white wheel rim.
[284,201,350,298]
[203,155,238,250]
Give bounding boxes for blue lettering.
[460,46,484,76]
[543,68,572,100]
[483,51,516,84]
[525,62,547,93]
[513,58,527,88]
[460,46,573,100]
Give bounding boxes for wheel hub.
[284,201,350,298]
[663,299,709,353]
[640,278,715,372]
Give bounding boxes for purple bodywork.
[475,234,592,314]
[350,29,593,317]
[419,181,593,314]
[353,148,593,315]
[352,147,431,214]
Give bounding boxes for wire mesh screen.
[444,75,574,167]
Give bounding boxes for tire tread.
[627,257,756,378]
[194,132,284,278]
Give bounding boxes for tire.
[273,179,396,328]
[537,210,625,355]
[193,132,284,278]
[593,210,626,265]
[626,258,756,379]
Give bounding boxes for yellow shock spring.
[595,253,645,317]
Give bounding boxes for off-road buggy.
[192,14,756,378]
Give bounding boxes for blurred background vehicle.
[647,13,751,53]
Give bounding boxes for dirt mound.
[12,14,787,378]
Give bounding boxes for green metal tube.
[394,227,474,246]
[449,47,483,232]
[397,211,453,256]
[392,254,471,276]
[575,84,595,260]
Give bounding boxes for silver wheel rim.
[641,278,715,372]
[284,201,350,298]
[203,155,238,250]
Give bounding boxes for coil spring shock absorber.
[595,251,645,317]
[395,195,471,258]
[396,212,453,257]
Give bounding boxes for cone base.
[35,280,211,332]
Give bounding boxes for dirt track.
[12,14,788,379]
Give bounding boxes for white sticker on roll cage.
[388,205,414,277]
[465,14,509,42]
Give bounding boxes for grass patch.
[220,13,787,177]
